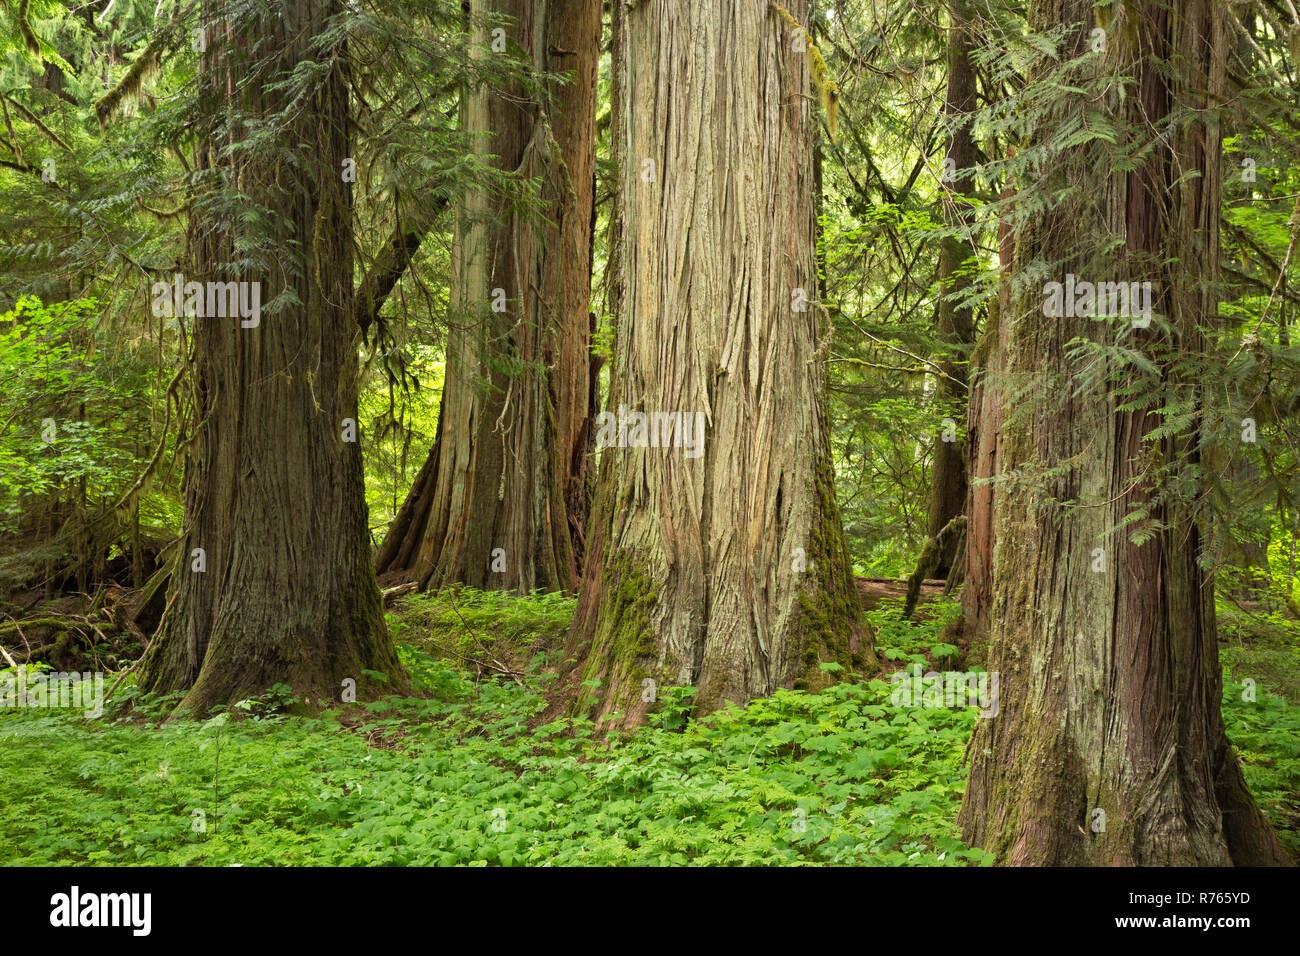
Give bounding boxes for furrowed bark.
[925,0,978,577]
[374,0,599,595]
[139,0,403,715]
[564,0,876,730]
[958,0,1286,865]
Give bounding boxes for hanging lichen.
[94,30,169,129]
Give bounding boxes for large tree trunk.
[373,0,599,594]
[925,0,977,577]
[139,0,403,714]
[958,0,1286,865]
[564,0,876,729]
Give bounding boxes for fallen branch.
[381,582,418,607]
[441,589,527,686]
[427,637,526,687]
[104,633,153,703]
[0,617,73,635]
[902,516,966,621]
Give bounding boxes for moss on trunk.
[958,0,1286,865]
[562,0,875,730]
[138,0,404,716]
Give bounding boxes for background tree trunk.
[140,0,403,714]
[925,0,977,578]
[958,0,1286,865]
[564,0,876,729]
[373,0,599,594]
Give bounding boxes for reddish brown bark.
[926,0,978,577]
[140,0,403,714]
[374,0,600,594]
[958,0,1286,865]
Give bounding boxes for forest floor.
[855,576,947,612]
[0,584,1296,865]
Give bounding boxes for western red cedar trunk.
[564,0,876,729]
[958,0,1286,865]
[925,0,977,577]
[960,154,1016,649]
[373,0,599,594]
[139,0,403,714]
[545,0,603,563]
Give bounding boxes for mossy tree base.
[561,0,875,731]
[958,0,1286,865]
[137,0,403,715]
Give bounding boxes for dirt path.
[855,576,947,612]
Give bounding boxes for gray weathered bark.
[565,0,875,729]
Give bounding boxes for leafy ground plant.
[1,588,1295,866]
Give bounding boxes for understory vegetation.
[3,589,1296,866]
